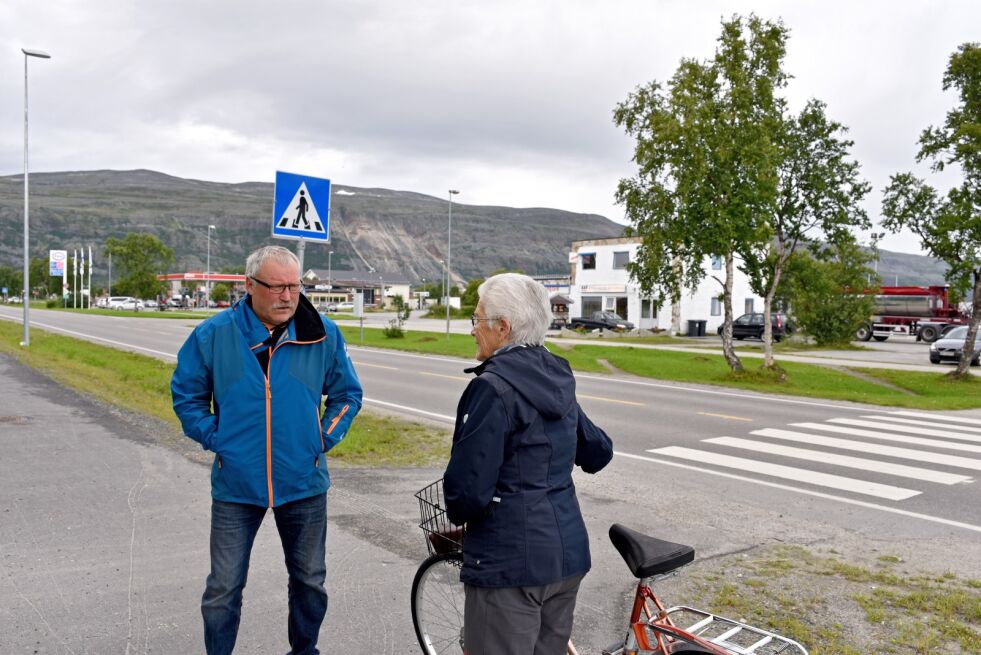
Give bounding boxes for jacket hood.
[469,345,575,419]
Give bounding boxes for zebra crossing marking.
[828,418,981,443]
[863,415,981,434]
[791,422,981,454]
[705,436,971,485]
[646,446,920,500]
[754,428,981,471]
[890,411,981,426]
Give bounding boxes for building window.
[642,298,658,319]
[613,251,630,269]
[711,256,723,270]
[581,253,596,270]
[581,296,602,317]
[744,298,754,314]
[710,297,721,316]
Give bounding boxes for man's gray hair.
[478,273,551,346]
[245,246,301,279]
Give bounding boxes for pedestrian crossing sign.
[272,171,331,242]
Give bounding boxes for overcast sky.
[2,0,978,255]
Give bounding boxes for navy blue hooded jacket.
[443,345,613,588]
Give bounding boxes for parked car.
[6,296,22,304]
[143,299,158,309]
[569,311,635,331]
[317,302,339,313]
[335,301,355,312]
[108,296,144,311]
[718,313,794,342]
[929,326,981,366]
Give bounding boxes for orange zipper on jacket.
[326,404,350,435]
[263,334,326,508]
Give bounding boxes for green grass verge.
[0,321,449,467]
[43,306,212,319]
[574,345,981,410]
[689,545,981,654]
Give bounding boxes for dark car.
[718,313,794,342]
[929,326,981,366]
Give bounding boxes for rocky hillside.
[0,169,950,287]
[0,169,624,284]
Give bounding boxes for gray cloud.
[2,0,979,254]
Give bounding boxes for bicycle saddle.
[609,524,695,579]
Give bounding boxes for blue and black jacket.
[171,294,362,508]
[443,345,613,588]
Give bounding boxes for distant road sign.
[49,250,67,276]
[272,171,331,242]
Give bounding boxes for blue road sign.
[272,171,331,242]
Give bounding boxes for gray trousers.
[463,573,585,655]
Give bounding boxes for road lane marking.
[613,451,981,534]
[862,415,981,434]
[420,372,469,381]
[829,418,981,443]
[754,428,981,470]
[698,412,753,422]
[646,446,920,500]
[793,422,981,453]
[362,397,454,422]
[705,436,971,485]
[4,318,178,359]
[890,410,981,426]
[352,361,400,370]
[578,394,644,406]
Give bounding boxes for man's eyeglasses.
[471,315,501,327]
[250,276,302,295]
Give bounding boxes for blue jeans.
[202,493,328,655]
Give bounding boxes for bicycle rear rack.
[663,606,808,654]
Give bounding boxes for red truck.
[855,285,969,343]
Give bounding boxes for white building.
[568,237,763,333]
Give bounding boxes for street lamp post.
[205,224,215,309]
[446,189,459,337]
[438,260,445,311]
[20,47,51,347]
[328,250,333,292]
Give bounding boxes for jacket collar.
[234,294,326,345]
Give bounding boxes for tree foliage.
[210,283,229,303]
[881,42,981,377]
[614,15,789,372]
[104,233,174,300]
[742,99,871,366]
[780,239,877,346]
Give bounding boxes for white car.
[335,301,355,311]
[108,296,144,311]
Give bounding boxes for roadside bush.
[780,239,876,346]
[382,319,405,338]
[45,298,59,308]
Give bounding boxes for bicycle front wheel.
[411,552,466,654]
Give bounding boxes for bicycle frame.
[620,579,730,655]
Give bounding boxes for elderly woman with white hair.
[443,273,613,654]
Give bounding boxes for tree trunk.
[762,259,784,369]
[953,270,981,378]
[721,253,744,372]
[670,291,681,335]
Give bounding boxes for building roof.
[304,268,412,286]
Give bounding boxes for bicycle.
[410,480,808,655]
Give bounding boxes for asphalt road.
[3,305,979,535]
[2,306,981,653]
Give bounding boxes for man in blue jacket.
[443,273,613,655]
[171,245,362,655]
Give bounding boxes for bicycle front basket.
[415,479,466,557]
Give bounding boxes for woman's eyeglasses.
[471,315,501,327]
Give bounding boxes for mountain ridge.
[0,169,950,288]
